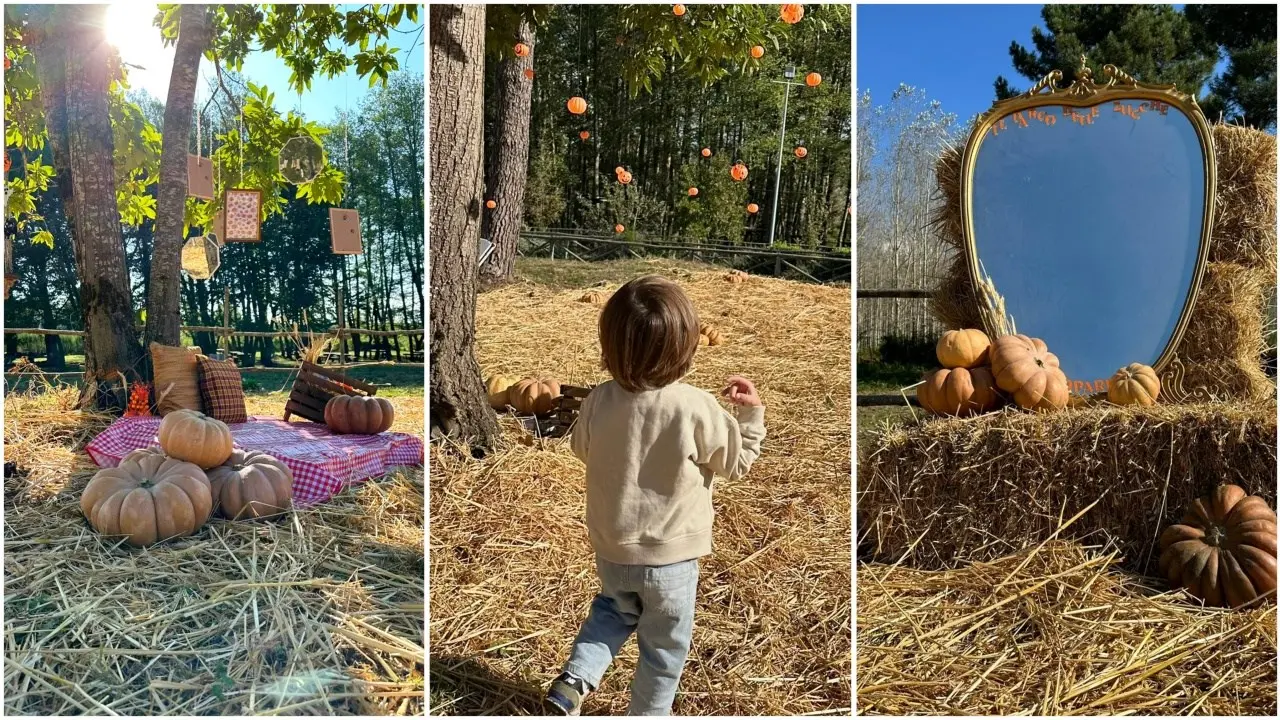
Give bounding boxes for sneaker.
[544,672,589,716]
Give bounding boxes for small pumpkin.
[805,72,821,87]
[1159,484,1277,608]
[158,409,234,469]
[780,4,804,24]
[567,96,587,115]
[794,146,808,158]
[509,378,561,415]
[486,375,517,409]
[730,163,748,181]
[207,449,293,520]
[1109,363,1160,406]
[579,290,605,304]
[324,395,395,434]
[936,328,991,369]
[81,449,213,546]
[699,323,724,347]
[750,45,764,59]
[916,367,1000,417]
[990,334,1068,412]
[724,270,747,284]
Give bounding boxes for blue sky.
[855,4,1224,126]
[108,3,423,124]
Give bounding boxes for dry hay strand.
[431,266,851,716]
[1210,123,1278,276]
[4,385,424,716]
[857,540,1276,715]
[857,401,1277,575]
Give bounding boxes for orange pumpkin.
[805,72,821,87]
[1159,485,1277,608]
[936,328,991,369]
[673,4,686,16]
[730,163,748,181]
[618,170,632,185]
[724,270,747,284]
[158,409,234,469]
[509,378,561,415]
[485,199,496,209]
[207,449,293,520]
[916,367,1000,417]
[687,186,699,197]
[990,334,1068,411]
[81,449,213,547]
[699,323,724,347]
[524,68,534,79]
[324,395,395,434]
[1108,363,1160,406]
[751,45,765,59]
[614,224,625,233]
[514,42,530,57]
[701,147,712,157]
[567,96,588,115]
[580,130,590,140]
[794,146,808,158]
[780,4,804,24]
[746,203,759,214]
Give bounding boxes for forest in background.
[4,69,424,369]
[856,3,1277,361]
[495,4,851,250]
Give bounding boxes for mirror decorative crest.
[961,58,1216,394]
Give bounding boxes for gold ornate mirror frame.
[959,57,1217,377]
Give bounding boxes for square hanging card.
[224,189,262,242]
[210,208,226,245]
[187,154,214,200]
[330,208,363,254]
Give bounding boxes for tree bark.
[147,4,213,348]
[33,5,145,409]
[429,4,499,452]
[479,16,536,286]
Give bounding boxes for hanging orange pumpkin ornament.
[618,170,633,185]
[567,96,588,115]
[751,45,765,59]
[3,156,10,174]
[514,43,530,57]
[673,4,686,17]
[730,163,749,181]
[701,148,712,158]
[580,130,590,141]
[805,72,822,87]
[524,68,534,80]
[794,146,808,158]
[615,166,624,175]
[615,224,625,233]
[780,4,804,24]
[747,203,759,214]
[688,187,699,197]
[486,199,497,209]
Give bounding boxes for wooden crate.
[283,361,378,423]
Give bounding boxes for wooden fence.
[520,229,851,285]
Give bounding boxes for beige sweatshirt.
[570,380,766,566]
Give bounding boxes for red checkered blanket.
[86,416,424,508]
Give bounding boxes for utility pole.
[768,66,805,247]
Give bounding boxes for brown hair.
[599,275,700,392]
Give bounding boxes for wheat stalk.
[976,260,1016,337]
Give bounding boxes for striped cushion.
[196,356,248,424]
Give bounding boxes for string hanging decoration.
[187,109,214,199]
[224,188,262,242]
[330,208,363,255]
[278,135,325,185]
[181,234,221,280]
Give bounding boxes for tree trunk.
[479,16,536,287]
[34,5,145,410]
[429,4,498,452]
[147,4,212,348]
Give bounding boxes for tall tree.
[994,5,1216,100]
[1185,4,1277,129]
[430,4,498,451]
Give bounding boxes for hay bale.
[857,402,1277,574]
[1209,124,1278,275]
[858,540,1276,715]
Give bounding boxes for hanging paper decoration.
[330,208,363,255]
[780,5,804,24]
[615,224,625,233]
[731,163,749,181]
[617,170,633,185]
[747,203,759,214]
[687,187,699,197]
[486,199,497,209]
[514,43,530,57]
[751,45,765,59]
[4,274,16,299]
[580,131,590,141]
[805,72,822,87]
[210,209,226,244]
[524,68,534,80]
[567,97,588,115]
[795,146,808,158]
[180,234,221,280]
[279,135,325,185]
[673,4,686,17]
[701,148,712,158]
[187,154,214,199]
[224,188,262,242]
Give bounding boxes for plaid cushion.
[196,356,248,424]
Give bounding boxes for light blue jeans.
[563,556,700,716]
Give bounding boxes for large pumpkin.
[207,449,293,520]
[324,395,395,434]
[699,323,724,347]
[916,367,1000,417]
[936,328,991,369]
[509,378,561,415]
[990,334,1069,411]
[81,449,213,546]
[1109,363,1160,406]
[486,374,517,409]
[1159,485,1277,608]
[158,409,234,469]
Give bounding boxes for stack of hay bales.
[860,124,1277,571]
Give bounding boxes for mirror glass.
[968,98,1208,392]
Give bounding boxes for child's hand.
[722,376,762,407]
